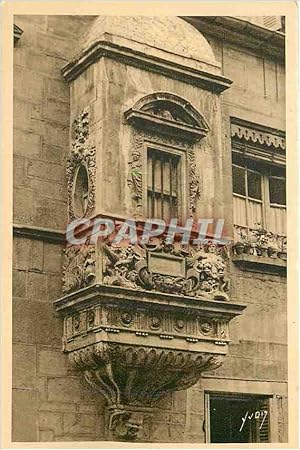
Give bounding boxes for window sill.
[232,253,287,275]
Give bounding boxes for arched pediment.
[125,92,210,140]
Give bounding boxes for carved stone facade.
[56,281,244,440]
[55,14,249,441]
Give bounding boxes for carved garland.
[128,129,201,217]
[66,109,96,221]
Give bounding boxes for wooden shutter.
[255,398,270,443]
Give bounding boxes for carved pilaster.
[187,148,200,213]
[66,109,96,221]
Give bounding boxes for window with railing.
[232,156,286,237]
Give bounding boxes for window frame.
[204,391,272,444]
[143,141,188,221]
[232,162,286,236]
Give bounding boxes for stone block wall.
[13,15,94,231]
[12,236,106,442]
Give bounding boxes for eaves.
[183,16,285,63]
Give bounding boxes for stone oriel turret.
[54,16,246,441]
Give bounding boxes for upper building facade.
[12,15,286,444]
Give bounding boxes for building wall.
[208,36,285,129]
[12,15,287,442]
[201,31,287,443]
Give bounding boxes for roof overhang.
[183,16,285,63]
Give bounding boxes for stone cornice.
[54,283,247,317]
[13,224,65,244]
[61,40,232,93]
[232,254,287,275]
[14,24,23,45]
[183,16,285,62]
[124,109,207,141]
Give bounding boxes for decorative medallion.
[199,321,213,335]
[150,316,161,330]
[121,311,134,326]
[174,318,185,331]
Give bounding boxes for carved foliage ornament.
[103,241,230,301]
[67,342,224,440]
[66,109,96,220]
[69,342,225,407]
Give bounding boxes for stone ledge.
[54,283,247,318]
[62,40,232,93]
[232,254,287,275]
[13,224,65,244]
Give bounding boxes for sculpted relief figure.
[103,241,230,301]
[63,245,96,293]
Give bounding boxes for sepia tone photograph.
[2,2,298,447]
